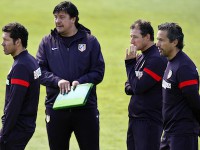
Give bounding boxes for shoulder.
[147,54,167,65]
[79,29,97,41]
[12,63,29,74]
[41,34,54,43]
[40,29,58,45]
[174,51,196,68]
[17,53,38,71]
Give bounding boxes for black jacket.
[36,24,105,108]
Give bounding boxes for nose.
[1,41,5,46]
[55,18,60,24]
[130,38,135,44]
[156,41,160,47]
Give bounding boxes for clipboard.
[53,83,94,110]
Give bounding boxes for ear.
[14,38,21,46]
[71,17,76,24]
[145,34,151,41]
[172,39,178,47]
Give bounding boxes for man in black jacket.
[125,19,167,150]
[157,22,200,150]
[36,1,105,150]
[0,22,41,150]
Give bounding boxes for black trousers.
[0,129,33,150]
[160,132,198,150]
[45,107,99,150]
[127,118,163,150]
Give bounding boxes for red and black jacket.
[125,45,167,124]
[162,50,200,135]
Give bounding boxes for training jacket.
[0,50,41,142]
[36,24,105,108]
[125,45,167,124]
[162,50,200,135]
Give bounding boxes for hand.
[58,79,70,94]
[125,44,137,60]
[72,81,80,90]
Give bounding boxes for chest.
[162,64,182,98]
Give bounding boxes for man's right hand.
[58,79,70,94]
[125,44,137,60]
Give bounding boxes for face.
[1,32,17,56]
[54,11,76,36]
[130,28,148,51]
[156,30,175,58]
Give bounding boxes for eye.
[157,38,162,42]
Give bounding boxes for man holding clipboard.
[53,83,94,110]
[36,1,105,150]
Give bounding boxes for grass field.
[1,0,200,149]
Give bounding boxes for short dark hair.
[158,22,184,49]
[53,1,79,27]
[130,19,154,41]
[2,22,28,48]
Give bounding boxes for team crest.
[78,44,86,52]
[167,70,172,79]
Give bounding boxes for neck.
[61,26,78,37]
[12,48,25,57]
[167,48,180,60]
[142,42,154,52]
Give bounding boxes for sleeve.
[36,38,61,87]
[0,65,30,141]
[125,57,166,94]
[177,65,200,124]
[77,38,105,85]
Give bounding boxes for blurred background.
[0,0,200,149]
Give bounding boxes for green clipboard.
[53,83,94,110]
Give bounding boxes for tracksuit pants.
[0,129,33,150]
[160,132,198,150]
[45,107,99,150]
[127,118,163,150]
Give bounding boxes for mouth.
[56,25,63,29]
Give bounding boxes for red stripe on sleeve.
[11,78,30,88]
[143,68,162,82]
[178,79,198,89]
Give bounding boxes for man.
[0,22,41,150]
[125,19,167,150]
[157,22,200,150]
[36,1,105,150]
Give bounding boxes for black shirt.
[162,50,200,134]
[0,51,41,142]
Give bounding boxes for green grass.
[0,0,200,149]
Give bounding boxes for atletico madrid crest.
[78,44,86,52]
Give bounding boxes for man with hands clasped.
[36,1,105,150]
[124,19,167,150]
[58,79,79,94]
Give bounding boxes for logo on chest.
[162,79,171,89]
[135,71,143,79]
[78,44,86,52]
